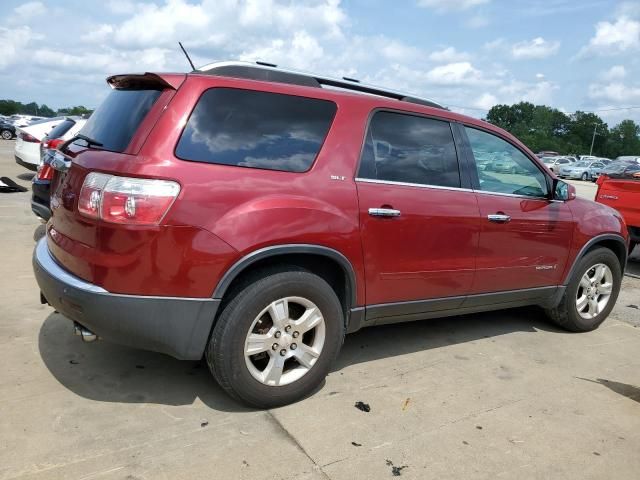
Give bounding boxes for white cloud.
[601,65,626,81]
[511,37,560,59]
[589,82,640,103]
[581,16,640,56]
[417,0,490,12]
[425,62,485,85]
[428,47,470,63]
[13,1,45,20]
[535,73,545,80]
[474,93,497,110]
[0,27,38,70]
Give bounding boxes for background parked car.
[594,160,640,181]
[558,160,607,181]
[32,116,87,221]
[14,117,65,170]
[0,120,16,140]
[541,156,572,173]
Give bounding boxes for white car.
[14,117,66,170]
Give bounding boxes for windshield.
[78,88,162,152]
[542,157,554,164]
[573,161,588,167]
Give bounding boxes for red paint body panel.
[357,182,480,304]
[46,69,629,309]
[596,179,640,230]
[472,194,574,292]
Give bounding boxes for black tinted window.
[175,88,337,173]
[79,89,162,152]
[47,119,76,140]
[358,112,460,188]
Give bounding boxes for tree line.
[485,102,640,159]
[0,100,93,119]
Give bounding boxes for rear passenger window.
[357,111,460,188]
[176,88,337,173]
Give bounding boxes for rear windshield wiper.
[72,133,103,148]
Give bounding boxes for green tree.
[606,120,640,158]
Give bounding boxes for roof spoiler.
[106,73,184,90]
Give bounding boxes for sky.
[1,0,639,126]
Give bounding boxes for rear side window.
[358,111,461,188]
[79,89,162,152]
[47,119,76,140]
[175,88,337,173]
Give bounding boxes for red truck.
[33,62,629,407]
[596,164,640,255]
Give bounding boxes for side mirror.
[553,179,576,201]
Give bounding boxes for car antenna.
[178,41,196,71]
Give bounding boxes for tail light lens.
[19,132,40,143]
[36,163,54,181]
[78,172,180,225]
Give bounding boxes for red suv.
[33,62,629,407]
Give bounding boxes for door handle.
[368,208,401,218]
[487,214,511,223]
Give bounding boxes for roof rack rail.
[196,61,446,110]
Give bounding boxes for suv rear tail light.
[36,163,54,181]
[19,132,40,143]
[78,172,180,225]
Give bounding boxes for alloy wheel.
[575,263,613,320]
[244,296,326,386]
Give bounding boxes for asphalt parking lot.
[1,139,639,480]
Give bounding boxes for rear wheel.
[206,268,344,408]
[1,129,12,140]
[545,248,621,332]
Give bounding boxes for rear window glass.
[175,88,337,173]
[47,119,76,140]
[79,89,162,152]
[357,111,461,188]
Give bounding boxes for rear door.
[461,126,574,295]
[356,111,480,317]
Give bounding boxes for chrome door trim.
[487,214,511,223]
[368,208,401,217]
[355,177,474,193]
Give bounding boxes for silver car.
[558,160,606,181]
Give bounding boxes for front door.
[462,126,573,294]
[356,111,481,312]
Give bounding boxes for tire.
[581,172,588,181]
[545,247,621,332]
[206,268,344,408]
[1,129,12,140]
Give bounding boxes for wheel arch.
[212,244,358,325]
[563,234,628,285]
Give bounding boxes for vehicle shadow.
[38,307,560,410]
[17,172,34,181]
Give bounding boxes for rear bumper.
[32,238,220,360]
[15,155,37,171]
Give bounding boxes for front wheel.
[545,247,621,332]
[1,129,12,140]
[581,172,589,181]
[206,268,344,408]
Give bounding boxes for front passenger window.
[465,127,548,198]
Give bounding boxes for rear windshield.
[78,88,162,152]
[47,118,76,140]
[175,88,337,173]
